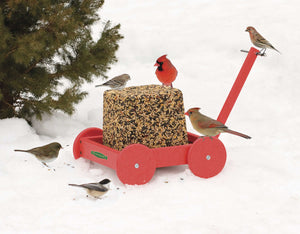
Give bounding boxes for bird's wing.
[256,37,271,46]
[198,118,227,129]
[80,183,107,192]
[29,146,53,156]
[254,32,273,47]
[28,147,43,156]
[102,76,122,86]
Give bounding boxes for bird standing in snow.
[95,74,130,90]
[14,142,63,167]
[245,26,280,55]
[69,179,111,199]
[154,54,178,87]
[185,108,251,139]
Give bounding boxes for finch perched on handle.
[185,108,251,139]
[154,54,178,87]
[69,179,111,199]
[245,26,280,55]
[14,142,63,167]
[95,74,130,90]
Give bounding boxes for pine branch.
[0,0,122,121]
[24,59,43,74]
[4,46,18,58]
[2,99,17,115]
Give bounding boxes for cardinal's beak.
[154,62,159,66]
[184,111,189,116]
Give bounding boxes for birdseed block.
[103,85,188,151]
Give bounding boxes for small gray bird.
[95,74,130,90]
[14,142,62,167]
[69,178,111,199]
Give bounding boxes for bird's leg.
[257,48,266,56]
[42,162,55,171]
[256,48,262,55]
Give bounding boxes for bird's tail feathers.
[225,129,251,139]
[68,184,83,188]
[272,46,281,54]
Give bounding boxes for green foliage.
[0,0,123,122]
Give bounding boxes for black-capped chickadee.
[69,178,111,198]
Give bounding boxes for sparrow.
[185,108,251,139]
[14,142,63,167]
[69,178,111,199]
[154,54,178,87]
[245,26,280,55]
[95,74,130,90]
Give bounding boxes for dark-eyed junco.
[69,178,111,198]
[14,142,62,167]
[95,74,130,90]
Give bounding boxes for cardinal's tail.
[225,129,251,139]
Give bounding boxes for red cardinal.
[185,107,251,139]
[154,54,178,87]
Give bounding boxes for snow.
[1,0,300,233]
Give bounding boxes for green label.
[91,151,108,160]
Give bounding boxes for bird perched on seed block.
[95,74,130,90]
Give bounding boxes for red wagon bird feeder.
[73,47,259,185]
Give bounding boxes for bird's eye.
[189,112,192,115]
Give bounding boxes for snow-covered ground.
[1,0,299,233]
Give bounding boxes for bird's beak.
[154,62,159,67]
[245,29,248,32]
[184,111,189,116]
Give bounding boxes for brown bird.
[245,26,280,55]
[95,74,130,90]
[185,108,251,139]
[69,179,111,199]
[14,142,63,167]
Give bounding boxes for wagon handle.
[216,47,259,136]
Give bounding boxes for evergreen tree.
[0,0,123,122]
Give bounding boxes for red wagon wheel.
[116,144,156,185]
[188,137,227,178]
[73,127,103,159]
